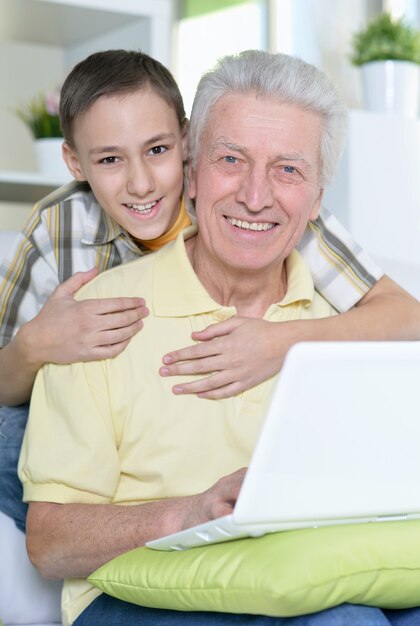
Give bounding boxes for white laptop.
[146,341,420,551]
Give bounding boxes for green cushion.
[88,521,420,616]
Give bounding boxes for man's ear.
[62,142,87,181]
[187,161,197,201]
[309,187,324,221]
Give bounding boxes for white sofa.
[0,231,63,626]
[0,230,418,626]
[374,256,420,301]
[0,511,62,626]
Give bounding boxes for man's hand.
[180,467,246,531]
[17,267,149,367]
[160,317,285,399]
[26,468,247,579]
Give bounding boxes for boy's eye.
[149,145,168,155]
[100,156,119,164]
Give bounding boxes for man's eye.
[223,155,237,164]
[149,145,168,155]
[283,165,296,174]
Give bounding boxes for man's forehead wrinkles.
[209,137,248,154]
[274,152,313,169]
[243,112,287,126]
[208,137,314,170]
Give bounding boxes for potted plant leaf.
[350,12,420,118]
[15,89,69,180]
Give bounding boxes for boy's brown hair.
[60,49,186,146]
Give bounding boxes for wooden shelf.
[0,0,173,207]
[0,170,71,204]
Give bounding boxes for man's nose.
[126,161,155,196]
[235,166,273,212]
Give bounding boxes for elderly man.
[19,51,420,626]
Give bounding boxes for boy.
[0,49,416,533]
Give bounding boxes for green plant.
[15,90,62,139]
[351,12,420,66]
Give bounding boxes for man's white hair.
[188,50,347,187]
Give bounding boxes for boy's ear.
[62,142,87,181]
[181,119,189,162]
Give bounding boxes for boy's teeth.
[226,217,275,231]
[126,200,157,212]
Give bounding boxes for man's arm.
[0,269,147,405]
[26,468,245,579]
[21,348,245,580]
[160,275,420,399]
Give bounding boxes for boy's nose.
[126,162,155,196]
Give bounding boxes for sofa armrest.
[0,511,62,626]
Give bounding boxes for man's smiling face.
[188,93,324,276]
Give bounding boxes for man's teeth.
[126,200,158,213]
[226,217,275,231]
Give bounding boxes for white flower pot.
[361,60,420,118]
[34,137,70,180]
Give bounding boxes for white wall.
[64,19,151,70]
[0,40,65,173]
[0,41,65,230]
[271,0,383,110]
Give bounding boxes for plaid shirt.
[0,181,383,347]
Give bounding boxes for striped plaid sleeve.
[297,207,384,313]
[0,208,61,347]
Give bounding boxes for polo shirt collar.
[278,250,314,308]
[153,226,221,316]
[153,226,315,317]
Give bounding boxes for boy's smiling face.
[63,89,187,242]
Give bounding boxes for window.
[175,0,267,115]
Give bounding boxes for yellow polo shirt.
[19,226,337,625]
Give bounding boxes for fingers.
[40,298,148,364]
[172,375,244,400]
[82,338,133,361]
[94,316,145,348]
[160,354,220,378]
[191,316,240,341]
[160,335,245,398]
[62,316,145,363]
[86,302,149,332]
[80,296,148,316]
[54,268,99,296]
[162,318,244,364]
[162,337,222,367]
[206,467,247,518]
[53,271,147,318]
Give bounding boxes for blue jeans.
[73,594,420,625]
[0,403,29,533]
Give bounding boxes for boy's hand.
[20,268,149,367]
[159,317,286,399]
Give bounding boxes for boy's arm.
[160,275,420,399]
[160,209,418,398]
[0,269,147,405]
